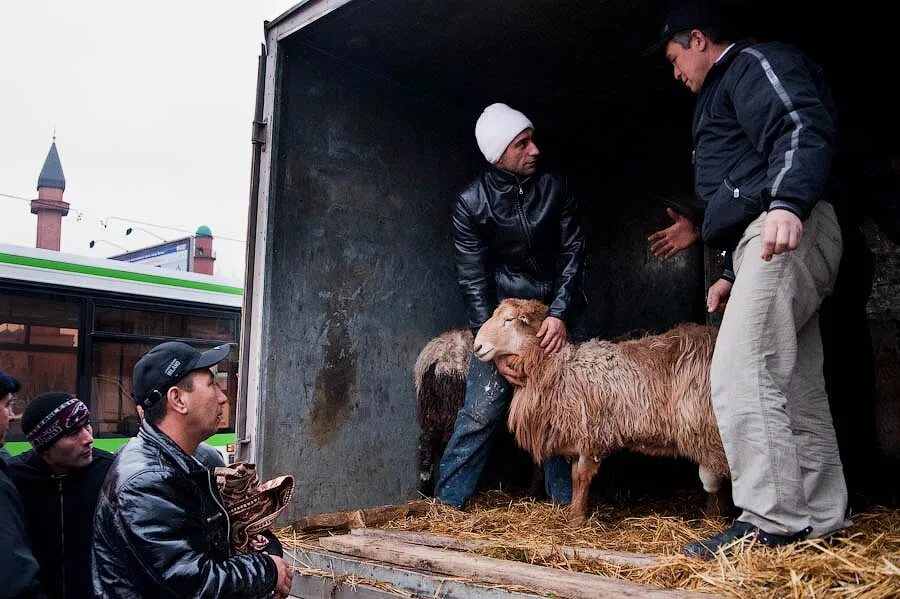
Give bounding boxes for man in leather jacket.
[435,103,586,508]
[92,342,292,598]
[648,2,849,559]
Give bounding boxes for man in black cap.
[9,391,115,599]
[647,2,849,558]
[0,371,45,598]
[91,341,292,598]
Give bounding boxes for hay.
[276,491,900,599]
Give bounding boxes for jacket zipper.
[206,470,232,556]
[514,177,540,273]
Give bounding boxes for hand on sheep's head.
[473,298,548,362]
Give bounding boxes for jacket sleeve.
[453,196,496,329]
[548,178,586,321]
[730,48,837,219]
[0,473,46,599]
[115,473,277,599]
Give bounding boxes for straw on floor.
[277,490,900,599]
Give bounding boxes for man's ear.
[167,386,189,415]
[691,29,707,50]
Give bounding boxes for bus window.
[0,292,80,439]
[91,341,238,438]
[94,306,235,341]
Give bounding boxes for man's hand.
[269,555,293,598]
[707,279,733,313]
[495,355,526,386]
[760,210,803,261]
[648,208,699,260]
[536,316,567,355]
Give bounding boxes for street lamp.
[125,227,167,242]
[89,239,127,252]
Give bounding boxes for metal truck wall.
[260,42,469,518]
[256,37,705,518]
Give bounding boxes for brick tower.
[31,139,69,251]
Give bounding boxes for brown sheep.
[473,298,731,524]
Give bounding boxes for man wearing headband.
[8,391,114,598]
[92,341,292,598]
[435,102,587,508]
[1,371,45,598]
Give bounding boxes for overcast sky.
[0,1,299,281]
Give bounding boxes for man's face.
[665,33,710,94]
[41,422,94,473]
[183,369,228,440]
[0,392,12,444]
[495,128,540,177]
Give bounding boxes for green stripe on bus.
[0,252,243,296]
[2,432,237,457]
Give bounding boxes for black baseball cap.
[132,341,233,408]
[644,2,723,55]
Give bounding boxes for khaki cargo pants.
[711,201,851,538]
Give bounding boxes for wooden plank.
[319,535,719,599]
[350,528,659,568]
[292,500,430,532]
[290,574,403,599]
[288,547,545,599]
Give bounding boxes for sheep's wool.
[474,103,533,164]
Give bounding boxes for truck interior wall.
[258,0,900,517]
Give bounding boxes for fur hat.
[474,103,533,164]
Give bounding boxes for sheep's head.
[473,299,548,362]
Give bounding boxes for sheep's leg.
[567,454,600,526]
[698,464,731,517]
[417,429,438,496]
[528,463,545,499]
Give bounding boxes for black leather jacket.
[91,421,277,598]
[453,167,585,328]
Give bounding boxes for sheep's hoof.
[565,509,588,527]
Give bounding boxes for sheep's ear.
[518,314,530,325]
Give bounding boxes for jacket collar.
[138,420,205,476]
[706,40,751,82]
[485,164,534,191]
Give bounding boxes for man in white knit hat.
[435,103,586,508]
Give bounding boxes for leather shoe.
[684,521,811,560]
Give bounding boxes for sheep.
[412,327,545,498]
[473,298,731,525]
[413,328,473,496]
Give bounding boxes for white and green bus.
[0,243,242,460]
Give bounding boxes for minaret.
[192,225,216,275]
[31,138,69,251]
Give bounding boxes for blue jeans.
[434,309,586,508]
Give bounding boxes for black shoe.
[684,521,811,560]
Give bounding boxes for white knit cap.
[474,103,534,164]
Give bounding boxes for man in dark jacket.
[648,2,849,558]
[1,371,45,599]
[9,391,114,599]
[435,102,586,508]
[92,341,292,598]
